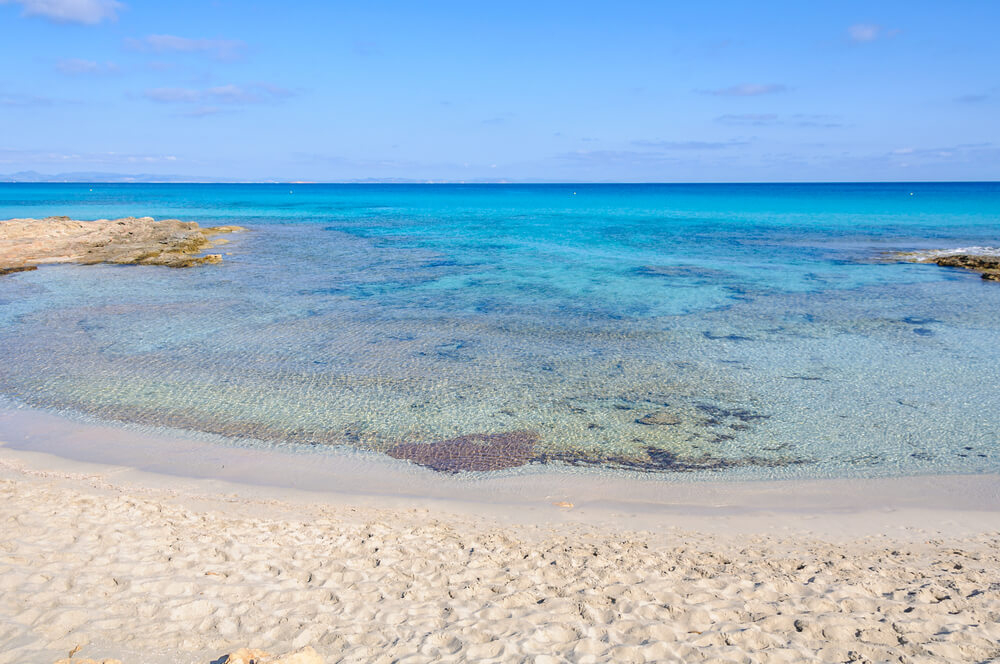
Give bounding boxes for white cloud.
[142,83,292,109]
[144,87,203,103]
[955,87,996,104]
[206,84,258,104]
[56,58,118,74]
[126,34,245,61]
[558,150,684,166]
[0,91,56,106]
[885,143,997,164]
[715,113,779,126]
[848,24,881,42]
[182,106,225,118]
[956,93,989,104]
[57,58,98,74]
[0,147,176,166]
[699,84,788,97]
[0,0,122,24]
[847,24,899,43]
[715,113,842,128]
[632,139,749,150]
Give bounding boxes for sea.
[1,182,998,481]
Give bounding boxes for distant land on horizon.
[0,170,414,184]
[0,170,532,184]
[2,172,999,186]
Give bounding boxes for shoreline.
[2,386,999,662]
[2,427,999,663]
[2,402,998,537]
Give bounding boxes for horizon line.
[2,179,999,185]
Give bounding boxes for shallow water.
[1,182,998,478]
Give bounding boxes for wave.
[895,246,1000,263]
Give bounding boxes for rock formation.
[930,254,1000,281]
[0,216,244,274]
[891,250,1000,281]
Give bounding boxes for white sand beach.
[1,417,998,664]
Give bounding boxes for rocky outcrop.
[931,254,1000,281]
[891,250,1000,281]
[0,216,244,274]
[0,265,37,276]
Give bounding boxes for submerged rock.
[635,264,732,280]
[636,411,681,426]
[534,446,807,473]
[387,431,538,473]
[0,216,245,274]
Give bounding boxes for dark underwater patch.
[702,331,753,341]
[533,446,807,473]
[386,430,538,473]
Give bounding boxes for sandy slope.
[1,450,998,664]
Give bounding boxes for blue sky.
[1,0,997,181]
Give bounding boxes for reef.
[0,216,244,274]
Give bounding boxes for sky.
[0,0,998,182]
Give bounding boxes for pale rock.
[270,647,324,664]
[223,648,272,664]
[223,646,323,664]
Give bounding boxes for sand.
[1,439,999,664]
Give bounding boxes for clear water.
[1,182,998,478]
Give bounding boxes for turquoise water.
[1,183,998,477]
